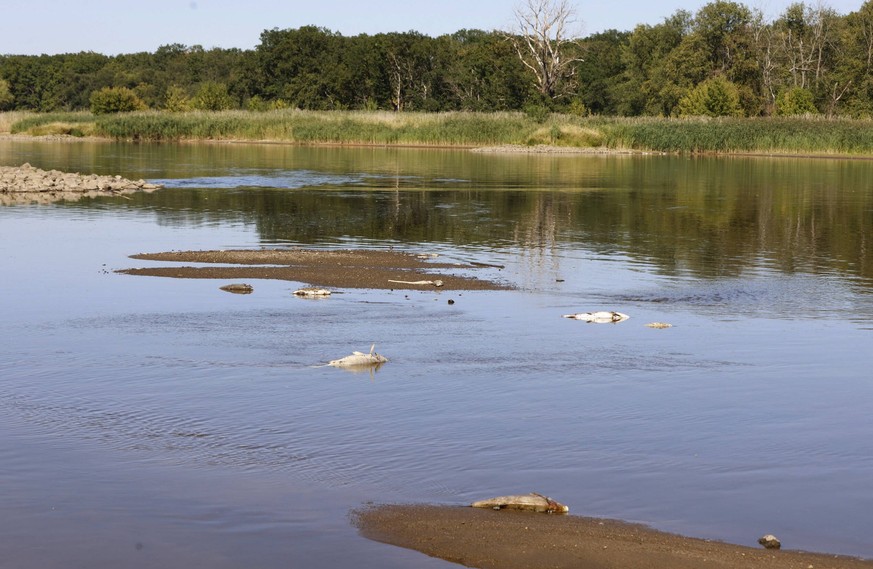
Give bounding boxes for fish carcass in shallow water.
[471,493,569,514]
[562,311,629,323]
[219,283,254,294]
[327,344,389,368]
[293,287,331,297]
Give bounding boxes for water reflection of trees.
[111,183,872,287]
[89,154,873,286]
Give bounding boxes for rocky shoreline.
[0,163,162,205]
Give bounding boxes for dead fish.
[758,534,781,549]
[327,344,389,368]
[388,279,444,287]
[294,287,331,297]
[646,322,673,329]
[562,311,629,323]
[471,493,568,514]
[219,283,253,294]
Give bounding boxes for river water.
[1,140,872,568]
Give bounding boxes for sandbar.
[354,504,873,569]
[118,249,510,291]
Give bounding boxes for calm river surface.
[1,140,872,568]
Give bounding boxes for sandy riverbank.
[354,504,873,569]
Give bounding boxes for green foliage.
[577,30,630,115]
[246,95,268,111]
[11,109,873,157]
[0,78,13,110]
[524,104,552,123]
[676,76,744,117]
[1,2,873,118]
[192,81,234,111]
[596,115,873,155]
[775,87,818,115]
[164,85,191,111]
[568,98,588,116]
[89,86,147,114]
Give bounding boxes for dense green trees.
[3,0,873,117]
[89,86,147,114]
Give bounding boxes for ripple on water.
[608,272,866,321]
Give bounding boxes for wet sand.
[354,505,873,569]
[118,249,511,291]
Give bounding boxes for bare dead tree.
[751,9,779,109]
[510,0,583,100]
[775,1,838,90]
[827,79,851,117]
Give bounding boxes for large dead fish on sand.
[471,493,569,514]
[562,311,629,323]
[325,344,389,368]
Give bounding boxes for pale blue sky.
[1,0,867,56]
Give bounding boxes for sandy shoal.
[118,249,510,291]
[354,505,873,569]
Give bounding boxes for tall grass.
[8,111,96,136]
[93,109,540,146]
[0,111,33,133]
[595,116,873,155]
[7,109,873,156]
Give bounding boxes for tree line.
[2,0,873,118]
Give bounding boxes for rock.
[0,164,163,204]
[758,534,781,549]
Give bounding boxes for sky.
[1,0,867,56]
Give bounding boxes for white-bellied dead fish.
[293,287,331,297]
[646,322,673,329]
[562,311,629,323]
[327,344,389,368]
[471,493,569,514]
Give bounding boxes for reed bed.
[8,111,96,136]
[93,109,539,146]
[0,111,34,133]
[6,110,873,156]
[595,116,873,155]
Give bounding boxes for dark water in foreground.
[1,140,872,568]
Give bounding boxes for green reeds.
[595,116,873,155]
[8,111,96,136]
[5,109,873,156]
[92,109,540,146]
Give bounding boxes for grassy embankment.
[4,109,873,156]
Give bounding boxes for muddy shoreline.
[118,249,511,291]
[354,504,873,569]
